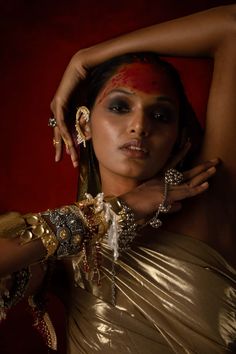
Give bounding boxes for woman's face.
[89,61,180,186]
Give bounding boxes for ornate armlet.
[41,206,87,258]
[18,214,58,259]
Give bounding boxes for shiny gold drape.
[67,230,236,354]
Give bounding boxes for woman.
[1,4,236,354]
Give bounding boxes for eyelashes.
[108,99,130,114]
[152,111,174,123]
[107,98,176,123]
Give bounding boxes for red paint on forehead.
[97,61,179,103]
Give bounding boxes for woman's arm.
[0,159,219,276]
[51,5,236,166]
[0,213,50,277]
[78,5,235,61]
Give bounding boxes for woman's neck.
[101,172,140,197]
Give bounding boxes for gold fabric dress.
[67,229,236,354]
[1,213,236,353]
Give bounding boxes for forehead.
[100,61,179,99]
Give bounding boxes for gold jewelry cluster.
[18,213,59,259]
[75,106,90,147]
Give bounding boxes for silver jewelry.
[165,168,184,185]
[149,168,184,228]
[107,198,138,306]
[41,206,86,257]
[48,117,57,128]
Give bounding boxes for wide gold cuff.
[18,213,58,259]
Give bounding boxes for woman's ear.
[75,106,91,147]
[80,115,92,141]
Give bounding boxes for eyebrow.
[107,88,135,96]
[155,95,177,106]
[107,89,177,106]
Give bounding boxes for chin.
[117,166,160,181]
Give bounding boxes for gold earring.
[75,106,90,148]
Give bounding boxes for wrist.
[118,193,145,220]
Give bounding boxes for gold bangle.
[40,233,58,259]
[19,213,58,260]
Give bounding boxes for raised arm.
[51,5,236,167]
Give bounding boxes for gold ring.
[53,138,60,146]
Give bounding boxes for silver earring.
[75,106,90,148]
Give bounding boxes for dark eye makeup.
[107,98,131,114]
[151,106,176,123]
[105,95,177,123]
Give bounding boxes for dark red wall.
[0,1,234,353]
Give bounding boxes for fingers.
[68,145,79,168]
[187,166,216,188]
[168,159,218,202]
[183,158,219,181]
[50,54,89,168]
[51,102,79,168]
[168,181,209,204]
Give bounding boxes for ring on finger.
[165,168,184,185]
[48,117,57,128]
[53,138,60,146]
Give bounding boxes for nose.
[128,110,150,137]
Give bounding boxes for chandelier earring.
[75,106,90,148]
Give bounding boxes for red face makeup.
[97,61,179,103]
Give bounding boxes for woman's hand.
[121,158,219,220]
[50,50,89,168]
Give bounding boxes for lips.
[119,140,149,158]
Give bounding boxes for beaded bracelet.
[0,267,31,321]
[41,206,86,258]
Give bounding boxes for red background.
[0,0,234,353]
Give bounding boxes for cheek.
[90,115,119,160]
[152,126,179,163]
[156,123,179,147]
